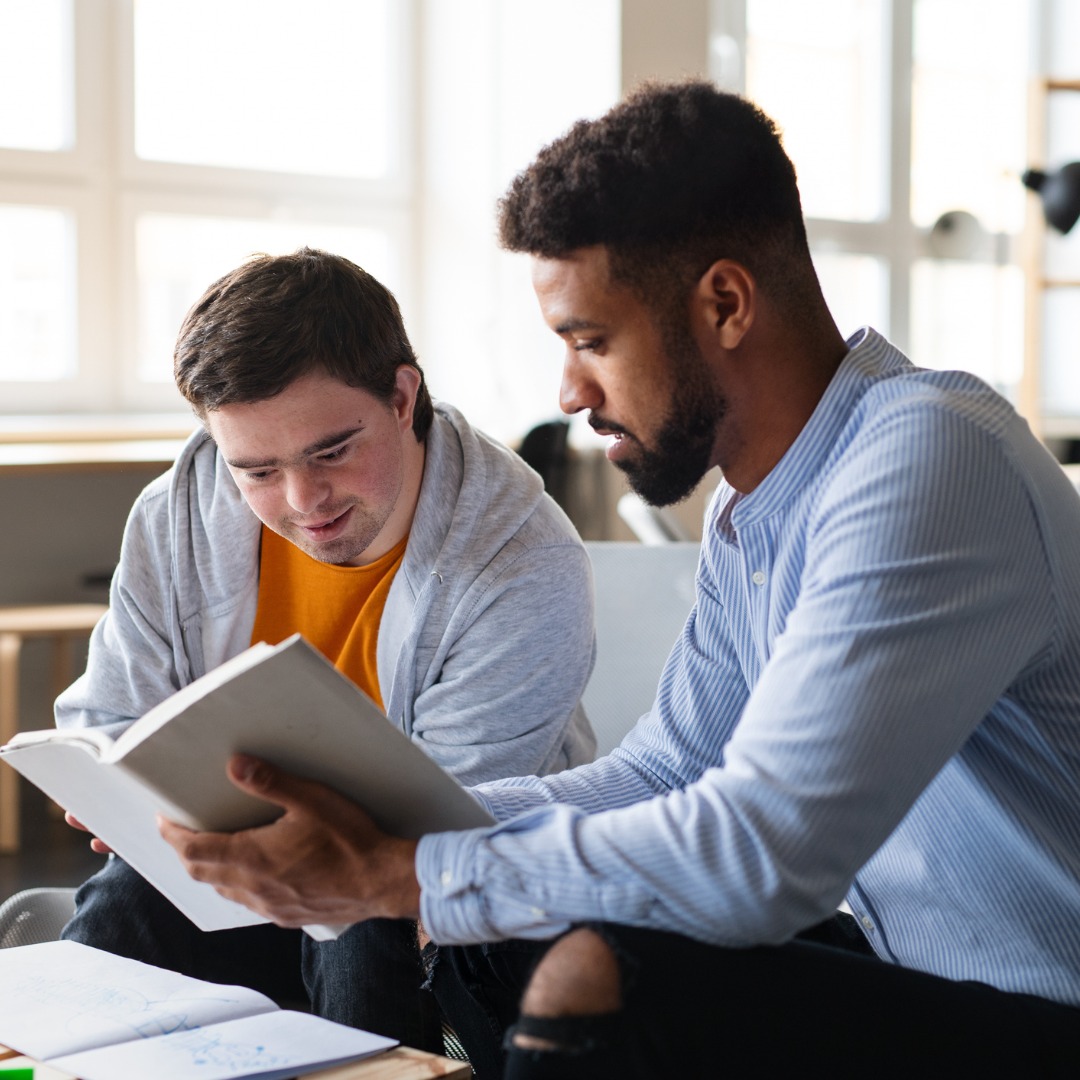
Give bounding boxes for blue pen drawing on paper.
[11,971,246,1041]
[152,1027,287,1072]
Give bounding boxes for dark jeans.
[425,916,1080,1080]
[61,855,443,1053]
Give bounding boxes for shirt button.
[440,871,453,887]
[751,570,766,586]
[861,915,875,932]
[531,906,547,918]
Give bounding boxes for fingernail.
[233,753,257,782]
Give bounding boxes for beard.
[613,322,726,508]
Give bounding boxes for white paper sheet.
[50,1010,396,1080]
[0,942,396,1080]
[0,941,275,1060]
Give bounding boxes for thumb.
[226,753,342,816]
[227,753,304,807]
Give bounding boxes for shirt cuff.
[417,829,499,944]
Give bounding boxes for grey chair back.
[0,887,77,949]
[582,542,699,757]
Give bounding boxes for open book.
[0,940,396,1080]
[0,634,494,936]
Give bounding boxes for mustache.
[588,413,632,438]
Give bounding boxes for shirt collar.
[713,327,910,533]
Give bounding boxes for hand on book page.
[158,752,424,929]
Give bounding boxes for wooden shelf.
[1022,76,1080,437]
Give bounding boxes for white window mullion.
[886,0,915,354]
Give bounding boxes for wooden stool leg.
[0,632,24,854]
[50,633,75,709]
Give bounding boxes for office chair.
[582,541,699,755]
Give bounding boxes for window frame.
[0,0,417,415]
[713,0,1032,362]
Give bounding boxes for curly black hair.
[498,79,820,316]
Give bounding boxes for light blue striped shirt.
[417,328,1080,1006]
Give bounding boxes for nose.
[559,350,601,416]
[284,468,331,515]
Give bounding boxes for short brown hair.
[174,247,433,439]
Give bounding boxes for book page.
[0,941,276,1062]
[109,642,277,757]
[50,1009,396,1080]
[1,634,492,938]
[2,726,115,757]
[0,740,263,932]
[112,635,494,838]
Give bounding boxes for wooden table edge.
[0,1044,471,1079]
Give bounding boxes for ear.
[693,260,755,350]
[391,364,422,432]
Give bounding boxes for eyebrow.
[553,317,605,336]
[226,426,361,471]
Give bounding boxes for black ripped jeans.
[425,915,1080,1080]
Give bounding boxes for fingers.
[158,815,234,871]
[157,812,331,925]
[157,815,258,908]
[157,758,423,927]
[65,811,114,854]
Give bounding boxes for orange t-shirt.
[250,526,408,711]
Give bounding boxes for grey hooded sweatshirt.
[57,403,597,786]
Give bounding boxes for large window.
[0,0,619,443]
[0,0,410,414]
[723,0,1032,404]
[10,1,1051,443]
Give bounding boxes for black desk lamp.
[1022,163,1080,234]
